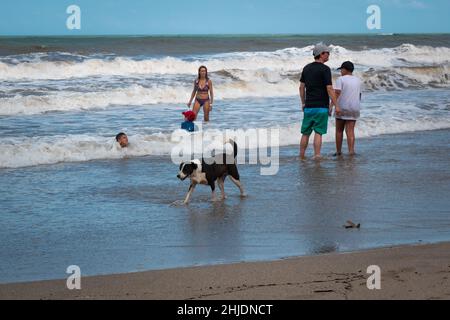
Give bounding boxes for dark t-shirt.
[300,62,332,108]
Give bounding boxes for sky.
[0,0,449,35]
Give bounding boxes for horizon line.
[1,32,450,38]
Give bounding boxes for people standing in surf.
[332,61,362,156]
[299,44,340,160]
[187,66,214,122]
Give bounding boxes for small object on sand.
[343,220,361,229]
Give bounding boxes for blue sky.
[0,0,449,35]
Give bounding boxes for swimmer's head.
[115,132,129,148]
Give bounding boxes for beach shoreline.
[1,128,450,285]
[1,241,450,300]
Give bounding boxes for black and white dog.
[177,139,246,204]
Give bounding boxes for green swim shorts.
[301,108,329,135]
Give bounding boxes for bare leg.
[203,101,210,122]
[313,133,323,159]
[300,134,310,160]
[192,100,201,120]
[229,176,247,197]
[210,182,217,201]
[345,120,356,155]
[183,183,197,204]
[218,177,226,200]
[335,119,345,155]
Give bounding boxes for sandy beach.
[1,241,450,300]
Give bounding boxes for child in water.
[181,110,196,132]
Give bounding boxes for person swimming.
[115,132,129,148]
[187,66,214,122]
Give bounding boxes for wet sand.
[1,241,450,299]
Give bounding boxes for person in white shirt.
[332,61,362,156]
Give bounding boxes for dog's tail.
[224,139,238,159]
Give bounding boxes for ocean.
[1,34,449,283]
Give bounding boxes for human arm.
[327,86,340,116]
[326,71,340,116]
[209,80,214,109]
[299,82,306,111]
[187,80,197,108]
[329,89,341,115]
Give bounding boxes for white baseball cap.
[313,43,331,57]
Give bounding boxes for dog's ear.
[179,163,184,170]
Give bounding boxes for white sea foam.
[1,43,449,168]
[0,79,301,115]
[1,44,448,116]
[1,66,448,116]
[1,115,449,169]
[1,44,449,80]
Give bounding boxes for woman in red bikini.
[187,66,214,122]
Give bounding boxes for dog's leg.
[210,181,218,202]
[229,176,247,197]
[218,177,227,200]
[183,183,196,204]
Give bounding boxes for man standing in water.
[299,44,340,160]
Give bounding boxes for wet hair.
[197,66,209,80]
[115,132,127,142]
